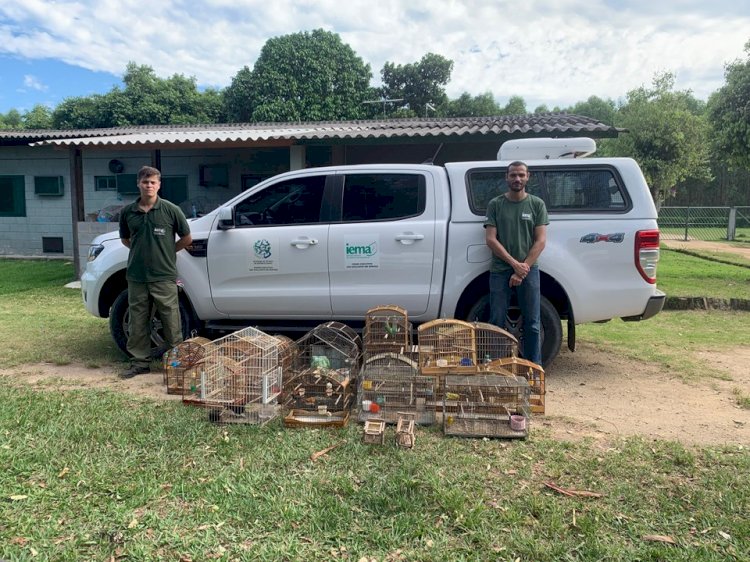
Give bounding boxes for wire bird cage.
[163,336,213,395]
[417,319,477,374]
[472,322,518,365]
[181,327,283,425]
[357,352,435,425]
[486,357,545,414]
[363,305,413,358]
[443,374,530,439]
[274,334,299,375]
[282,322,362,428]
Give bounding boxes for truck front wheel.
[109,289,198,358]
[464,294,562,368]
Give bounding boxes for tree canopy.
[238,29,372,122]
[603,73,711,204]
[708,40,750,170]
[380,53,453,118]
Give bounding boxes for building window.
[0,175,26,217]
[95,176,117,191]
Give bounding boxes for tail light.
[635,229,660,284]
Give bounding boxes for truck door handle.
[395,233,424,245]
[290,237,318,249]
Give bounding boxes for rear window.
[341,173,426,222]
[468,166,629,215]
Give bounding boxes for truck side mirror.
[217,207,235,230]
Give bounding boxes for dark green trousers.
[127,280,183,368]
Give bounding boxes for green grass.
[0,259,749,560]
[0,259,123,368]
[0,387,748,561]
[657,249,750,300]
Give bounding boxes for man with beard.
[484,161,548,365]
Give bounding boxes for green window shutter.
[34,176,64,196]
[161,176,188,205]
[0,175,26,217]
[116,174,139,195]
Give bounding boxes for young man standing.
[484,161,548,365]
[118,166,192,379]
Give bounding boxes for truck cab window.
[234,176,326,226]
[342,173,425,222]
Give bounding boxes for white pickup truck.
[81,137,665,366]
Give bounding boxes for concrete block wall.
[0,146,74,257]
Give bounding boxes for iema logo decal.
[253,239,272,259]
[345,241,378,257]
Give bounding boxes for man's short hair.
[507,161,529,173]
[137,166,161,182]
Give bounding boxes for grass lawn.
[0,258,748,560]
[657,249,750,301]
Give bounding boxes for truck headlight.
[88,243,105,262]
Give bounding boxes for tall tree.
[21,104,53,129]
[441,92,501,117]
[708,39,750,170]
[565,95,618,125]
[248,29,372,122]
[604,72,711,204]
[224,66,254,122]
[500,95,527,115]
[380,53,453,117]
[0,109,22,129]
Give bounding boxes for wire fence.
[658,206,750,243]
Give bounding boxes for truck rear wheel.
[464,294,562,368]
[109,289,198,358]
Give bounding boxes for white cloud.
[0,0,748,108]
[22,74,47,91]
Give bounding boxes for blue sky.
[1,0,748,115]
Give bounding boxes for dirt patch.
[661,238,750,260]
[1,346,748,447]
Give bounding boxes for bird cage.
[487,357,545,414]
[363,305,412,358]
[163,336,213,395]
[282,322,360,427]
[184,326,283,425]
[357,352,435,425]
[417,319,477,374]
[282,368,353,428]
[472,323,518,365]
[362,419,386,445]
[274,334,298,375]
[395,412,416,449]
[443,374,530,439]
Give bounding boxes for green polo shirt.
[119,197,190,283]
[484,194,548,273]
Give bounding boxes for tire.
[109,289,198,358]
[464,294,562,368]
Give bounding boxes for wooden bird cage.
[357,352,435,425]
[417,319,477,374]
[443,374,530,439]
[182,327,283,425]
[163,336,213,395]
[363,305,412,358]
[395,412,416,449]
[274,334,299,374]
[292,321,362,375]
[472,322,518,365]
[487,357,545,414]
[363,419,386,445]
[282,368,352,428]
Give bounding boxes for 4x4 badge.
[580,233,625,243]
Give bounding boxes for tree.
[247,29,372,122]
[21,104,53,129]
[605,72,711,204]
[441,92,501,117]
[565,95,618,125]
[0,109,22,129]
[224,66,254,122]
[500,95,527,115]
[52,62,224,128]
[380,53,453,117]
[708,39,750,170]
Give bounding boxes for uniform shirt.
[484,194,549,273]
[119,197,190,283]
